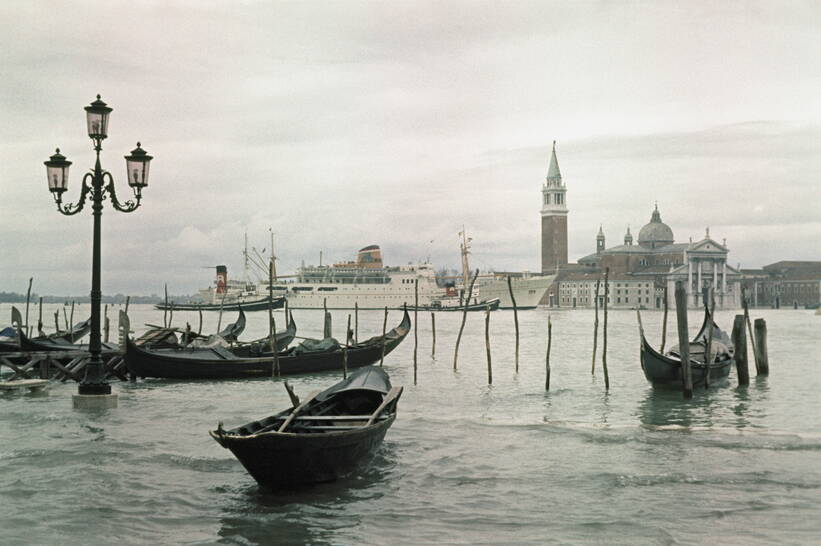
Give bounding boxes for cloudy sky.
[1,1,819,295]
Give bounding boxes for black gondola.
[638,309,735,389]
[18,329,120,353]
[0,318,91,353]
[125,310,411,379]
[210,366,403,489]
[154,296,285,312]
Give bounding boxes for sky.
[1,1,819,295]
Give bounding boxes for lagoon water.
[1,303,820,544]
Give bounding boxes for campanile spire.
[541,141,568,273]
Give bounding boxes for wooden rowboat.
[210,366,402,489]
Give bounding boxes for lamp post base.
[73,393,118,410]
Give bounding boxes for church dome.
[638,205,674,248]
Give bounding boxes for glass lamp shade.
[44,148,71,193]
[84,95,112,139]
[124,142,152,188]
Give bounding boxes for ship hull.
[475,274,554,309]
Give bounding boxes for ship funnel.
[216,265,228,294]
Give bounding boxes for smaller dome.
[638,205,674,248]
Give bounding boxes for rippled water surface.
[1,303,820,544]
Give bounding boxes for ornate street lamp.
[45,95,153,399]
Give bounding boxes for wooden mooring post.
[343,314,350,379]
[453,269,479,371]
[68,301,75,339]
[703,288,715,388]
[37,296,43,336]
[507,276,520,373]
[731,314,750,385]
[413,279,418,385]
[163,283,169,327]
[104,304,110,343]
[24,277,32,337]
[197,304,203,336]
[354,302,359,344]
[754,318,769,375]
[216,290,227,333]
[545,314,552,391]
[591,278,600,375]
[53,310,59,334]
[674,280,693,398]
[742,288,761,374]
[485,303,492,385]
[704,286,716,389]
[430,312,436,358]
[660,283,669,352]
[380,306,388,366]
[601,268,610,390]
[269,262,280,378]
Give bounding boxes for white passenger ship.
[267,245,445,310]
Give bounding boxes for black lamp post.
[44,95,153,396]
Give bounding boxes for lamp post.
[44,95,152,401]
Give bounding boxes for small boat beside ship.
[210,366,402,489]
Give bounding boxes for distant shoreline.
[0,292,198,304]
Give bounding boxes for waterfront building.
[741,261,821,308]
[548,204,742,309]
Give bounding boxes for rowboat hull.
[215,415,394,488]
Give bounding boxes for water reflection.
[636,387,720,428]
[217,447,395,544]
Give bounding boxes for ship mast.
[269,228,277,281]
[243,231,250,288]
[459,226,471,289]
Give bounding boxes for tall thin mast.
[243,230,249,288]
[269,228,277,281]
[459,226,471,289]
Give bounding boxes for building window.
[544,193,549,205]
[556,193,563,205]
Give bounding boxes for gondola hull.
[640,335,733,389]
[125,311,410,379]
[155,297,285,312]
[216,415,394,487]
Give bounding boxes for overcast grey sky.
[1,1,819,295]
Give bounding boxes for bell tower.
[541,141,568,273]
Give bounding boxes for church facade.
[539,143,741,309]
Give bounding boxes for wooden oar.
[366,386,403,426]
[277,390,321,432]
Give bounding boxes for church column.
[713,260,717,290]
[722,262,727,293]
[697,260,702,294]
[688,260,693,294]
